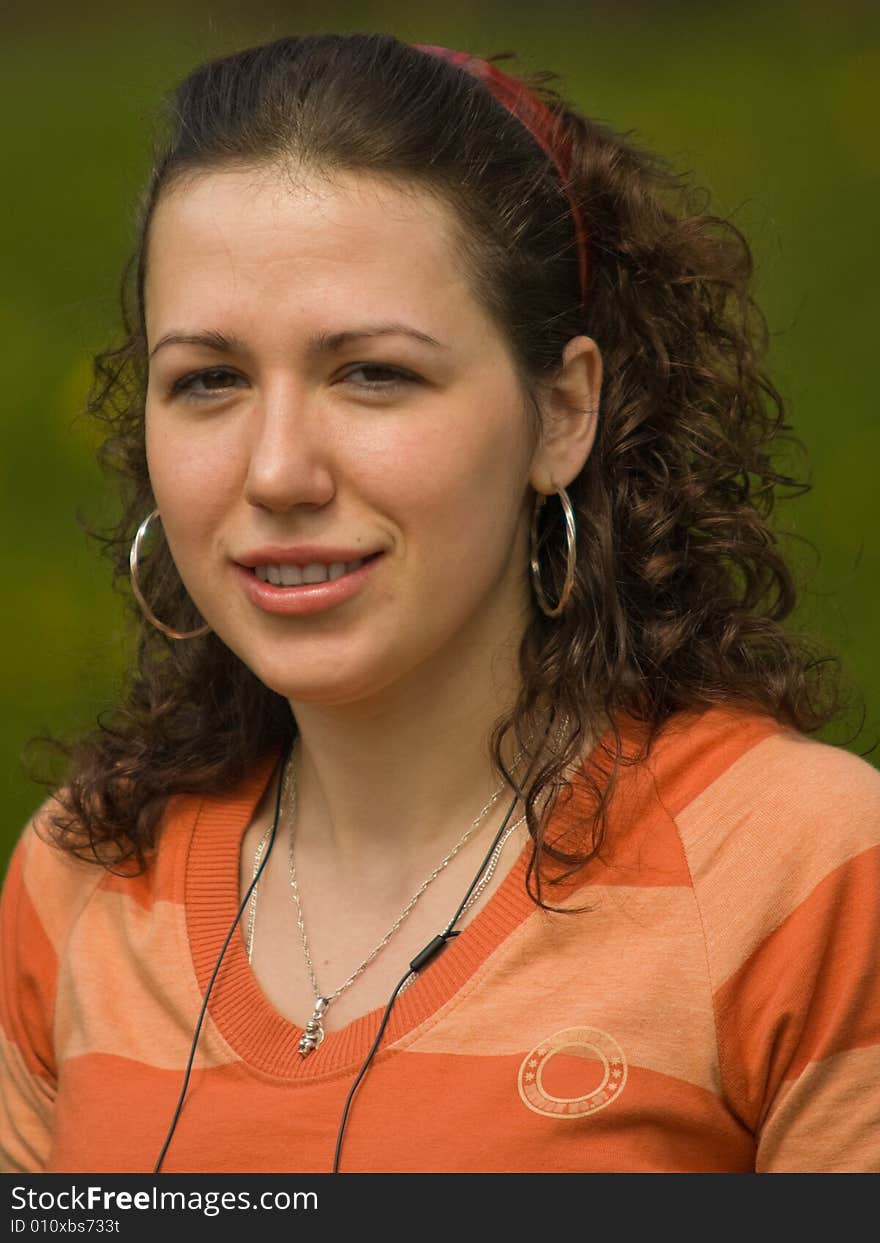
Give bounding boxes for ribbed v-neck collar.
[184,717,623,1081]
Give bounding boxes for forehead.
[144,166,478,334]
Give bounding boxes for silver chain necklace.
[288,755,527,1054]
[244,743,528,1054]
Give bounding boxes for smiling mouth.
[248,552,383,587]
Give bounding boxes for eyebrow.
[148,323,450,360]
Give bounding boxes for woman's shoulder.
[5,795,104,928]
[4,747,281,939]
[644,701,880,858]
[3,785,204,950]
[595,702,880,884]
[641,703,880,959]
[631,705,880,1168]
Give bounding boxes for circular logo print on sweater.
[517,1026,628,1118]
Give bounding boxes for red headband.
[414,44,589,310]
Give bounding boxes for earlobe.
[528,335,602,494]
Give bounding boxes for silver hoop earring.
[529,487,576,618]
[129,509,211,640]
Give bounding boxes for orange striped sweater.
[2,704,879,1173]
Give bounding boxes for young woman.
[1,32,878,1174]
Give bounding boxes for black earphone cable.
[154,709,556,1174]
[331,712,556,1171]
[331,961,425,1174]
[330,782,521,1173]
[152,738,294,1174]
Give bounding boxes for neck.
[286,615,540,874]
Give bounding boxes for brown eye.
[342,364,417,390]
[171,368,243,399]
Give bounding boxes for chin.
[246,652,393,710]
[225,620,449,711]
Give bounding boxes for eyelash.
[169,364,417,400]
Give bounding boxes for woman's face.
[144,166,548,707]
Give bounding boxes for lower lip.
[233,555,384,616]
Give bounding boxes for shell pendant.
[298,996,329,1056]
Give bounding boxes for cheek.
[145,411,238,536]
[143,420,242,611]
[375,411,530,567]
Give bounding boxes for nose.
[242,382,336,513]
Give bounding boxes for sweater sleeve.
[0,801,101,1173]
[682,732,880,1172]
[0,828,56,1171]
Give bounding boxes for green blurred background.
[3,0,878,872]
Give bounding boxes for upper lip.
[235,545,383,568]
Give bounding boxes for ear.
[527,335,602,495]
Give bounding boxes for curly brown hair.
[32,32,857,906]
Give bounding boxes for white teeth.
[278,565,302,586]
[252,555,371,586]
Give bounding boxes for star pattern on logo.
[517,1027,628,1120]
